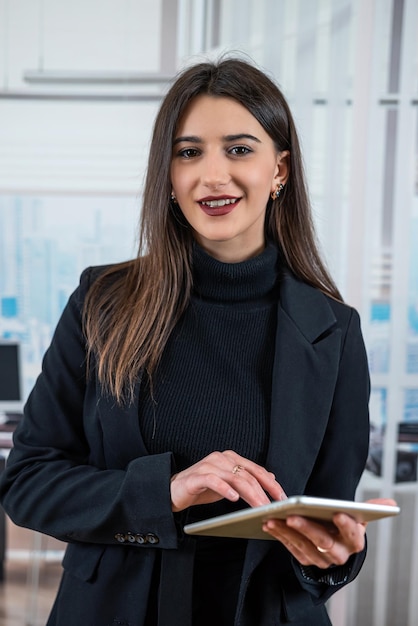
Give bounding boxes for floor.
[0,519,63,626]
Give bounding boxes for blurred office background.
[0,0,417,624]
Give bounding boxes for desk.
[0,418,20,581]
[0,454,4,580]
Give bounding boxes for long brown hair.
[84,57,342,403]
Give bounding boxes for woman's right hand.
[170,450,286,512]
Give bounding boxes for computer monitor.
[0,341,24,419]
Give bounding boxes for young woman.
[0,57,393,626]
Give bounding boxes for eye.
[177,147,201,159]
[229,145,252,156]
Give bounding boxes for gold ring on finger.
[316,539,334,553]
[232,464,244,475]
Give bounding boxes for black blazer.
[0,264,370,626]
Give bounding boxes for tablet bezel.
[183,496,400,540]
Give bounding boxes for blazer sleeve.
[0,267,181,549]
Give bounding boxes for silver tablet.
[183,496,400,540]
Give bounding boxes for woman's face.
[170,95,289,262]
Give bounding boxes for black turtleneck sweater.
[139,243,279,472]
[139,243,280,625]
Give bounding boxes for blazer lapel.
[242,272,343,580]
[266,271,342,495]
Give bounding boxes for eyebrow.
[173,133,262,145]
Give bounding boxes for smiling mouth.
[199,198,240,208]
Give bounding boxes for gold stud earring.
[270,183,284,201]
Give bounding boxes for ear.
[272,150,290,191]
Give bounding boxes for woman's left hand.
[262,498,397,568]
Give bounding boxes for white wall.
[0,0,167,193]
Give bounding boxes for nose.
[201,152,230,189]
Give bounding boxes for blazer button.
[127,533,136,543]
[115,533,126,543]
[145,533,159,545]
[135,534,146,544]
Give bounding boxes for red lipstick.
[198,196,240,216]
